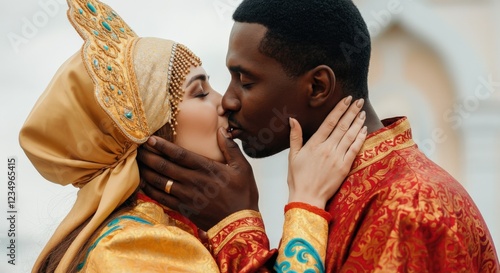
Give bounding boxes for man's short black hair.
[233,0,371,98]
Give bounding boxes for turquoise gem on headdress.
[103,45,109,51]
[105,97,110,103]
[107,65,112,71]
[110,84,115,90]
[118,90,123,95]
[125,111,133,119]
[102,21,111,31]
[87,2,97,14]
[93,59,99,68]
[78,9,83,14]
[107,16,112,21]
[119,28,125,33]
[93,30,99,36]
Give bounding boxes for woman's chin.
[213,153,226,164]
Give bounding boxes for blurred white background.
[1,0,499,272]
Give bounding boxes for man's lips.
[228,127,243,139]
[228,119,243,139]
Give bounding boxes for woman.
[19,0,366,272]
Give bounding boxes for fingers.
[144,136,209,170]
[308,96,353,145]
[140,164,196,206]
[325,98,364,148]
[140,164,177,194]
[343,126,367,163]
[288,118,303,160]
[332,109,366,154]
[217,127,247,168]
[137,147,193,183]
[142,182,180,210]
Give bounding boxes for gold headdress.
[19,0,201,272]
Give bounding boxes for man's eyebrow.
[228,65,254,77]
[186,74,207,88]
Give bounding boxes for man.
[138,0,499,272]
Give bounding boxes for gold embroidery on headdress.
[67,0,202,139]
[67,0,148,142]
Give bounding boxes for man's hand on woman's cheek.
[136,130,259,231]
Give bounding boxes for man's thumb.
[217,127,243,165]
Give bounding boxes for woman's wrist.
[287,194,327,210]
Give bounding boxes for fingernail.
[356,98,365,107]
[147,136,157,146]
[361,126,368,134]
[220,127,231,138]
[344,96,353,105]
[359,111,366,120]
[289,117,295,129]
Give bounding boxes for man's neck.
[361,99,384,134]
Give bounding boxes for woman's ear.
[307,65,336,108]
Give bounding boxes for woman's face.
[173,66,227,162]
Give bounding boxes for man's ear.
[307,65,336,108]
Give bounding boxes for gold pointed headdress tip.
[66,0,151,143]
[67,0,137,39]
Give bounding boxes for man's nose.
[220,89,241,115]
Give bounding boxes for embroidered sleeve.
[274,202,330,273]
[207,210,277,273]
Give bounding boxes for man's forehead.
[226,23,266,67]
[229,22,266,48]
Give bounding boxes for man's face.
[223,22,309,158]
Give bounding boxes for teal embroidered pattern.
[77,215,153,271]
[107,215,153,226]
[274,238,325,273]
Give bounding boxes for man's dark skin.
[137,22,383,231]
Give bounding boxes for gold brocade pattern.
[80,200,220,272]
[67,0,149,142]
[325,117,499,272]
[349,117,414,175]
[275,208,329,273]
[208,210,276,272]
[208,210,265,256]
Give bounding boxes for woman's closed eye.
[195,90,210,98]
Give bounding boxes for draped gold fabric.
[79,196,219,272]
[19,1,200,272]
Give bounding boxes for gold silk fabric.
[19,0,200,272]
[325,117,500,272]
[79,196,219,272]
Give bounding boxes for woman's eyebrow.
[186,74,207,88]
